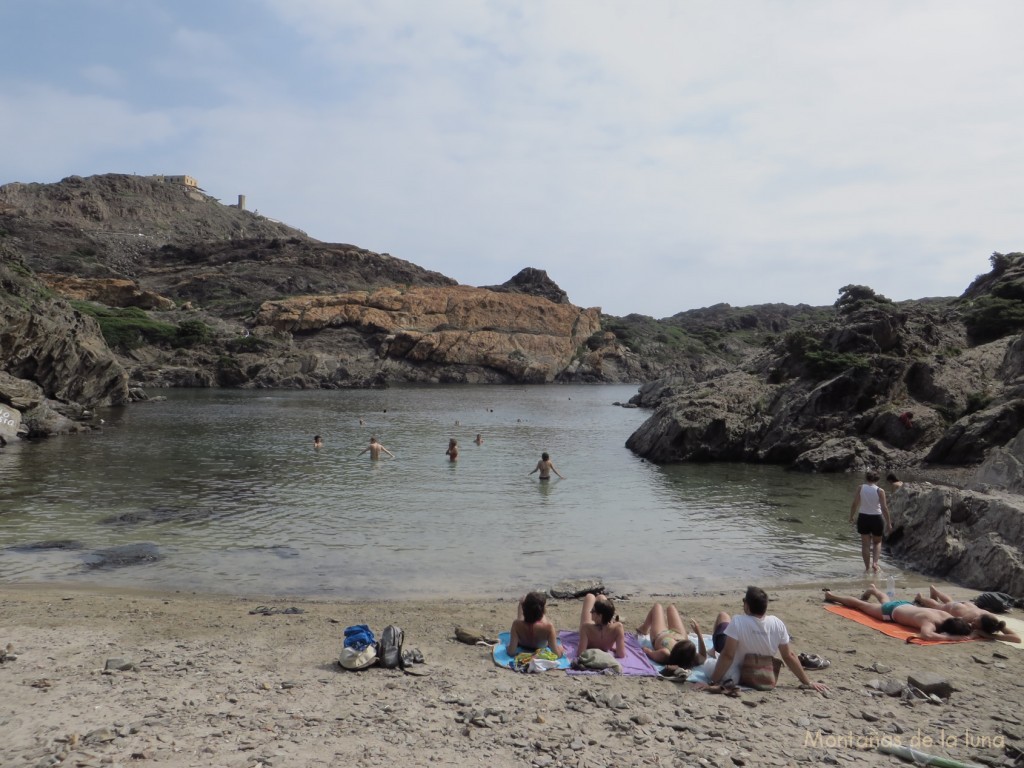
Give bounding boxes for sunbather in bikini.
[824,586,973,641]
[577,593,626,659]
[508,592,564,657]
[636,603,713,668]
[914,585,1022,642]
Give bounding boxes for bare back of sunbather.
[888,604,956,630]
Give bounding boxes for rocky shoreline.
[3,580,1022,767]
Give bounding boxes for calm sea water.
[0,385,866,598]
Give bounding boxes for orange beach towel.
[823,604,978,646]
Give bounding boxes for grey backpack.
[378,625,405,669]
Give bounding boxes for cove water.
[0,385,863,598]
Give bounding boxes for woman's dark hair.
[744,586,769,616]
[667,639,704,668]
[592,597,616,625]
[979,614,1006,634]
[865,470,880,483]
[937,617,972,636]
[522,592,547,624]
[541,452,550,461]
[886,472,900,483]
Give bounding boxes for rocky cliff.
[254,285,601,385]
[626,268,1024,474]
[0,174,622,429]
[887,427,1024,595]
[0,247,129,436]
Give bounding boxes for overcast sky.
[2,1,1022,317]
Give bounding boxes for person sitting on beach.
[914,585,1021,642]
[358,436,394,460]
[709,586,829,692]
[577,593,625,659]
[508,592,564,657]
[824,586,973,641]
[636,603,713,668]
[446,438,459,462]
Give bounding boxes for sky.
[2,1,1022,318]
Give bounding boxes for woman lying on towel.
[577,594,626,658]
[508,592,564,657]
[824,586,973,641]
[913,585,1022,642]
[636,603,715,669]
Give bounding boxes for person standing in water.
[358,436,394,460]
[850,470,892,574]
[313,435,323,449]
[446,438,459,461]
[474,433,484,445]
[529,452,564,480]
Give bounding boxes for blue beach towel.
[492,632,572,671]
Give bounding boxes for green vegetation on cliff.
[70,302,212,351]
[961,252,1024,343]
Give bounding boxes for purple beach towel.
[559,630,659,676]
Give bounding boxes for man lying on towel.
[825,586,973,641]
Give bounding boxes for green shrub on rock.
[963,296,1024,343]
[71,302,177,350]
[780,328,870,379]
[174,319,212,347]
[835,284,892,312]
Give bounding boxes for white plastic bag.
[527,658,561,673]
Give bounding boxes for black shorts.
[857,513,884,537]
[712,621,729,653]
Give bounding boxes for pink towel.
[559,630,659,676]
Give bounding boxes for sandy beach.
[3,577,1022,768]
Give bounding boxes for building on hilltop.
[150,174,198,188]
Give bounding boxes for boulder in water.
[84,543,162,569]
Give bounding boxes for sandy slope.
[2,578,1021,768]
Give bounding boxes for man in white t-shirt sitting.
[709,586,829,693]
